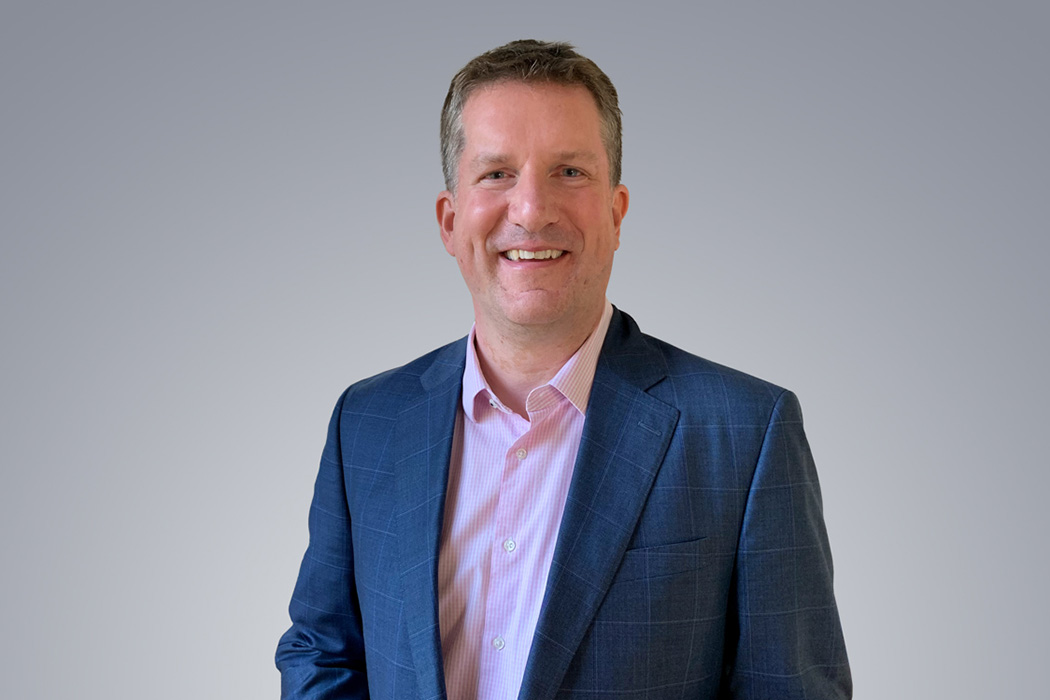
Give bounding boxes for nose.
[507,170,558,233]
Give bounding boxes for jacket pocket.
[612,536,708,584]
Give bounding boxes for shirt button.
[516,448,527,460]
[503,538,516,553]
[489,398,499,409]
[492,636,505,651]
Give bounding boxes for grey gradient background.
[2,2,1047,698]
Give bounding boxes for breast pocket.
[611,537,708,584]
[563,536,722,695]
[597,537,711,627]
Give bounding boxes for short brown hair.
[440,39,622,192]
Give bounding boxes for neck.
[473,306,604,418]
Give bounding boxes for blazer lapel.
[519,310,680,700]
[393,339,466,700]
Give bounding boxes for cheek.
[466,194,504,224]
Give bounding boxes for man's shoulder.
[334,336,467,417]
[649,333,787,399]
[609,309,791,411]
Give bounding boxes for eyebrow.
[553,150,601,165]
[468,150,602,169]
[468,153,511,169]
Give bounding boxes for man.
[277,40,851,700]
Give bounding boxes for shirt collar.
[461,300,614,423]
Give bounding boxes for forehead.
[459,82,605,159]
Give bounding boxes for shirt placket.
[476,418,536,700]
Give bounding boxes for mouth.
[502,249,565,261]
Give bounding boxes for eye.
[561,167,583,178]
[483,170,508,180]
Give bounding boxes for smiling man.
[277,40,851,700]
[437,80,627,417]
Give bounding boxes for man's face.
[437,81,628,340]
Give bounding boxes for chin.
[504,309,563,329]
[497,296,569,329]
[512,302,602,335]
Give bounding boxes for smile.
[503,249,564,261]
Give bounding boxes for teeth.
[505,249,564,261]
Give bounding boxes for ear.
[610,184,629,251]
[436,190,457,256]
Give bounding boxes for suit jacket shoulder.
[336,336,468,418]
[601,309,793,427]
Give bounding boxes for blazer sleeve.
[723,390,852,699]
[276,389,369,699]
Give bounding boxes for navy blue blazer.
[277,309,851,699]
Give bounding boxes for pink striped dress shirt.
[437,300,614,700]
